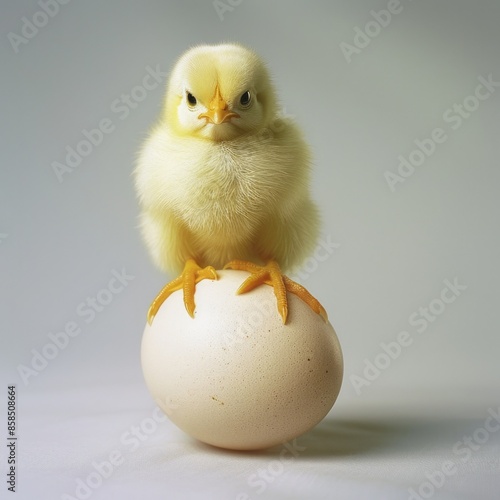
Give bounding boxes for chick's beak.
[198,86,240,125]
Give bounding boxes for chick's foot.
[223,260,327,324]
[147,259,217,324]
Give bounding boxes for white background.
[1,1,499,499]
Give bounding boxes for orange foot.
[223,260,327,324]
[147,258,217,324]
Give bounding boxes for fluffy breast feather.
[135,120,311,242]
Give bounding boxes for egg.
[141,270,343,450]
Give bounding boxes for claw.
[147,259,217,324]
[224,260,327,324]
[282,276,328,322]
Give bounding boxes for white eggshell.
[141,270,343,450]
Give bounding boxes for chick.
[135,43,326,324]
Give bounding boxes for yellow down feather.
[134,43,319,275]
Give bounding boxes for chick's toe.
[147,259,217,324]
[224,260,326,324]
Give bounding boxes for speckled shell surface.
[141,270,343,450]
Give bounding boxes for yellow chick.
[135,43,326,324]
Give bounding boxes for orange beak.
[198,86,240,125]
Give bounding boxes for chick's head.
[163,43,277,141]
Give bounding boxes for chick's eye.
[240,91,251,106]
[186,92,197,107]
